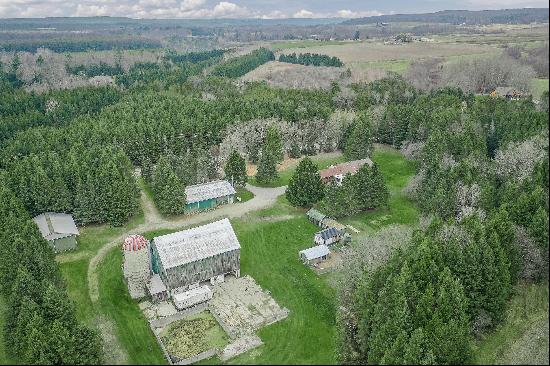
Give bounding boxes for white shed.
[299,245,331,265]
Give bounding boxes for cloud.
[336,9,383,18]
[293,9,315,18]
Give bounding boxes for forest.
[0,33,548,364]
[278,53,343,67]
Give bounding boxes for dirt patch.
[314,250,344,275]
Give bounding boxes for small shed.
[306,208,326,227]
[319,158,374,185]
[314,227,342,246]
[32,212,79,252]
[299,245,331,265]
[185,180,236,213]
[147,274,168,303]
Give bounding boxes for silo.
[123,234,150,299]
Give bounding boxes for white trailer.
[172,285,213,310]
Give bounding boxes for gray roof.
[307,208,326,222]
[315,227,341,240]
[152,218,240,270]
[185,180,236,204]
[148,274,167,294]
[320,158,374,180]
[32,212,79,241]
[300,245,330,261]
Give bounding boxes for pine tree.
[255,147,278,185]
[224,150,248,187]
[320,177,359,218]
[152,156,187,215]
[344,113,373,160]
[286,157,324,207]
[264,126,284,163]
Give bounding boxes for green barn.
[185,180,236,214]
[32,212,79,252]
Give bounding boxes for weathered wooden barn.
[32,212,79,252]
[319,158,373,185]
[150,218,241,292]
[185,180,236,213]
[299,245,331,265]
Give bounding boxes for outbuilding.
[299,245,331,265]
[147,274,168,303]
[32,212,79,252]
[314,227,342,246]
[150,218,241,292]
[306,208,327,228]
[185,180,236,213]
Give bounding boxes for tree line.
[0,37,161,53]
[211,48,275,78]
[0,183,103,364]
[279,52,343,67]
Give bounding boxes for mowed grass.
[352,59,411,74]
[473,282,549,365]
[97,248,167,364]
[532,78,549,100]
[340,146,419,233]
[236,187,255,203]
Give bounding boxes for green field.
[532,78,549,99]
[271,40,354,50]
[236,187,255,203]
[473,282,549,365]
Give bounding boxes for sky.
[0,0,548,19]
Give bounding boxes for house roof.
[319,158,373,180]
[148,274,167,294]
[185,180,236,204]
[32,212,79,241]
[315,227,341,240]
[306,208,326,222]
[300,245,330,261]
[152,218,240,270]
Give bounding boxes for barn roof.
[306,208,326,222]
[32,212,79,241]
[300,245,330,261]
[185,180,236,204]
[315,227,341,240]
[152,218,240,270]
[319,158,373,180]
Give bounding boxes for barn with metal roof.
[185,180,236,213]
[32,212,79,252]
[299,245,331,265]
[150,218,241,291]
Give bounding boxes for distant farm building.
[306,208,327,227]
[314,227,343,246]
[491,87,526,101]
[32,212,79,252]
[123,234,150,299]
[185,180,236,213]
[150,218,241,293]
[319,158,373,185]
[299,245,331,265]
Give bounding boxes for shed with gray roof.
[299,245,331,265]
[185,180,236,213]
[150,218,241,291]
[32,212,79,252]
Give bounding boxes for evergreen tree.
[264,126,284,163]
[151,156,187,215]
[224,150,248,187]
[286,157,324,207]
[255,146,279,185]
[320,177,360,218]
[344,113,374,160]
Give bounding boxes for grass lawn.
[97,248,167,364]
[272,40,353,50]
[532,78,549,100]
[250,153,347,188]
[352,59,411,74]
[236,187,254,203]
[472,282,549,365]
[340,146,419,233]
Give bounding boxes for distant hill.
[343,8,549,25]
